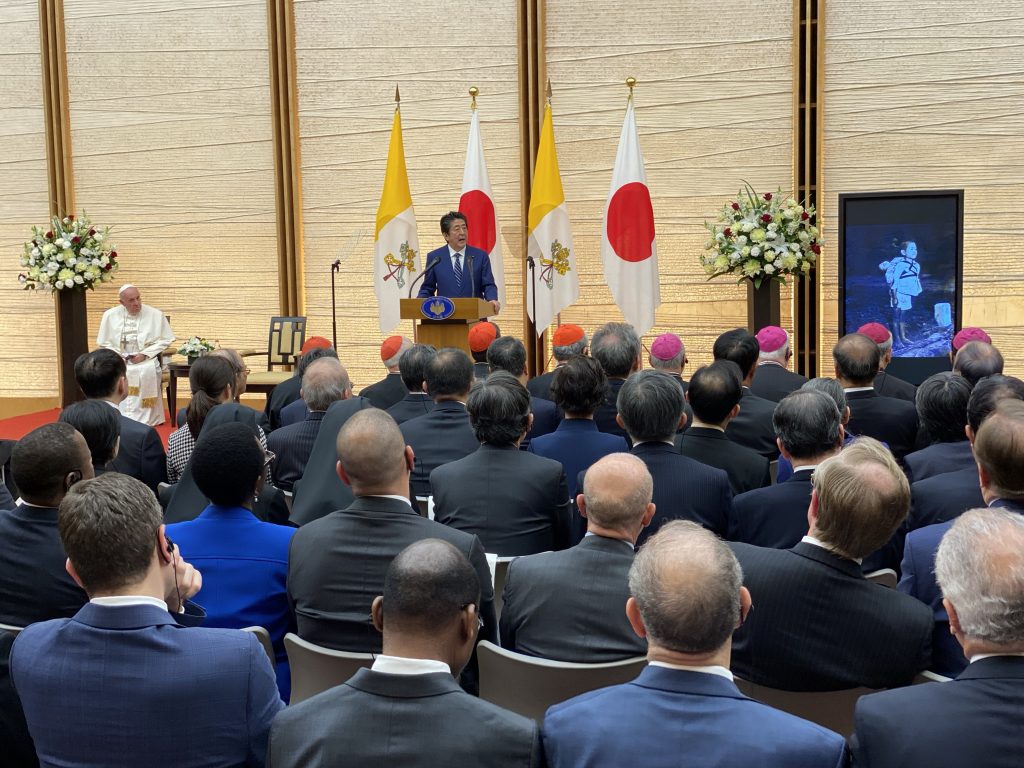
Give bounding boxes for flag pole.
[469,85,478,110]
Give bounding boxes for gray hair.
[800,377,848,417]
[591,322,641,378]
[553,334,588,362]
[617,370,685,443]
[758,332,789,363]
[582,453,653,531]
[302,357,349,411]
[383,337,414,369]
[773,389,842,460]
[629,521,743,654]
[936,508,1024,645]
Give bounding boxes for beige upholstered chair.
[284,633,374,704]
[241,625,275,666]
[733,677,877,736]
[864,568,898,588]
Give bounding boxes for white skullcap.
[118,284,136,295]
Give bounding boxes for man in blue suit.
[11,472,283,767]
[542,520,848,768]
[417,211,500,314]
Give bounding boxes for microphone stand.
[330,259,341,348]
[408,257,441,299]
[467,252,476,304]
[526,253,538,336]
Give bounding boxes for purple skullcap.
[650,333,683,361]
[755,326,788,353]
[953,327,991,350]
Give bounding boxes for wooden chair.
[864,568,898,588]
[241,625,275,666]
[477,640,646,721]
[244,316,307,396]
[284,633,374,704]
[733,677,877,736]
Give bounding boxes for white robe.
[96,303,175,426]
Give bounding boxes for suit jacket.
[500,535,645,662]
[359,372,407,411]
[0,631,35,768]
[851,656,1024,768]
[905,440,974,484]
[523,395,560,450]
[728,468,813,548]
[542,665,848,768]
[725,388,779,459]
[527,367,559,401]
[751,362,808,402]
[730,541,933,691]
[278,397,307,428]
[845,389,919,461]
[11,603,283,768]
[417,245,498,301]
[432,444,571,556]
[873,369,917,403]
[269,668,542,768]
[264,374,301,432]
[906,465,984,532]
[474,361,492,381]
[386,393,433,425]
[631,441,734,544]
[678,426,770,494]
[267,410,326,492]
[108,406,167,491]
[594,377,629,441]
[400,400,479,498]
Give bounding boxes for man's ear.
[641,502,656,528]
[677,411,688,430]
[371,596,384,634]
[421,381,429,394]
[615,413,626,431]
[576,493,588,518]
[65,558,86,590]
[738,586,753,627]
[966,424,976,447]
[336,459,353,487]
[298,387,305,401]
[404,445,415,474]
[807,488,820,533]
[626,597,647,639]
[944,598,964,645]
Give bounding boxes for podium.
[400,297,494,356]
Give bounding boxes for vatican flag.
[374,99,420,333]
[527,102,578,336]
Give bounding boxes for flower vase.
[747,278,780,332]
[187,355,198,366]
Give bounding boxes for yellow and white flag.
[527,102,577,336]
[374,103,420,333]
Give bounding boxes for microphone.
[408,255,442,298]
[331,259,341,271]
[466,251,476,299]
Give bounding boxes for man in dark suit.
[618,371,733,543]
[267,343,338,431]
[904,371,973,483]
[900,399,1024,677]
[11,473,279,767]
[728,389,842,548]
[358,335,411,410]
[399,348,479,498]
[386,343,436,425]
[854,508,1024,768]
[714,328,779,459]
[590,321,642,441]
[417,210,500,315]
[679,360,770,494]
[527,324,587,401]
[468,321,499,381]
[834,332,918,461]
[272,539,542,767]
[268,357,351,492]
[857,322,917,402]
[432,372,570,557]
[953,340,1004,386]
[74,349,166,491]
[750,325,807,402]
[542,521,848,768]
[500,453,652,662]
[731,438,933,691]
[487,335,560,449]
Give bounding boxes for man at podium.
[417,211,500,315]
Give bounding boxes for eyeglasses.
[263,450,276,468]
[461,602,484,630]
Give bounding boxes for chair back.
[0,622,23,636]
[492,557,515,619]
[733,677,877,736]
[268,317,307,369]
[241,626,275,666]
[284,633,374,704]
[477,640,646,721]
[864,568,897,588]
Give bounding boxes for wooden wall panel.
[823,1,1024,375]
[544,1,795,371]
[294,0,522,391]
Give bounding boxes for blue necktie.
[453,254,463,292]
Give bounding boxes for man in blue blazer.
[417,211,500,314]
[11,473,282,767]
[542,521,848,768]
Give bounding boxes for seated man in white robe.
[96,284,174,426]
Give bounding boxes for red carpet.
[0,408,175,448]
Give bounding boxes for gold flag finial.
[626,76,637,91]
[469,86,479,110]
[545,78,552,103]
[394,85,401,105]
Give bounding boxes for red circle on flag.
[607,182,654,263]
[459,189,497,254]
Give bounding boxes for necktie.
[454,254,463,291]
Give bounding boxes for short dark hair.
[186,356,236,439]
[487,336,527,378]
[382,538,480,632]
[687,361,742,424]
[551,355,607,416]
[967,375,1024,433]
[466,371,531,446]
[712,329,760,379]
[12,423,86,503]
[591,322,641,378]
[58,401,121,467]
[399,344,437,392]
[58,473,162,594]
[296,346,339,379]
[833,333,880,385]
[916,372,972,444]
[440,210,467,235]
[74,348,126,399]
[426,348,474,399]
[617,370,684,443]
[954,341,1004,387]
[191,422,264,507]
[774,389,841,460]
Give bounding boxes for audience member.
[386,343,436,424]
[58,400,121,475]
[359,335,412,410]
[487,335,560,447]
[590,322,642,440]
[400,348,479,498]
[713,328,779,458]
[271,539,542,767]
[679,360,770,494]
[205,347,269,431]
[468,321,500,380]
[750,325,807,402]
[774,377,854,483]
[432,372,570,556]
[731,438,932,690]
[74,348,166,490]
[618,370,733,543]
[542,521,848,768]
[11,473,281,767]
[166,422,296,699]
[949,326,991,366]
[647,332,687,390]
[265,338,335,430]
[952,340,1004,387]
[527,324,587,401]
[855,508,1024,767]
[728,389,842,549]
[904,371,973,483]
[167,355,239,483]
[500,453,652,662]
[857,322,917,402]
[833,332,918,461]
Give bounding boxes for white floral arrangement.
[179,336,217,358]
[19,213,119,291]
[703,185,822,289]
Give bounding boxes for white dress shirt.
[371,655,451,675]
[649,660,734,681]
